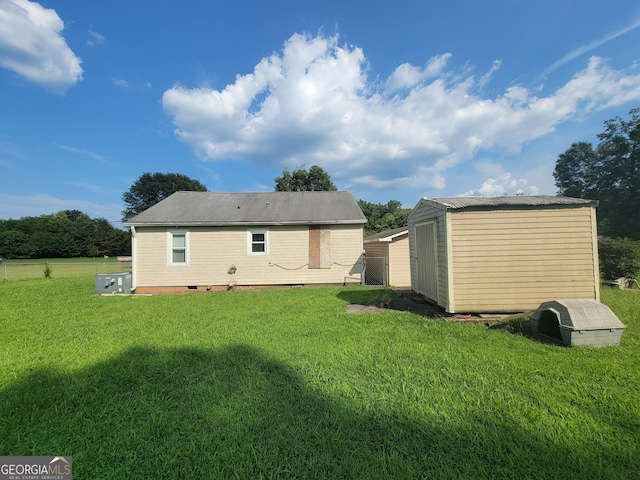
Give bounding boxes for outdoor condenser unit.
[95,273,132,294]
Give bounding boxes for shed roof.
[125,191,367,226]
[416,195,597,211]
[364,227,408,243]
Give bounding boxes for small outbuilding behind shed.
[363,227,410,288]
[408,196,600,313]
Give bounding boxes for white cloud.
[112,77,151,89]
[385,53,452,92]
[86,29,105,47]
[0,0,82,92]
[57,144,104,161]
[477,59,502,89]
[462,173,540,196]
[544,16,640,76]
[162,32,640,194]
[113,77,130,88]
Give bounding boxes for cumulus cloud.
[462,173,540,196]
[0,0,82,92]
[162,32,640,193]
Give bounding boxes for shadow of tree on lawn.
[0,345,633,479]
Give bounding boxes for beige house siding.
[388,237,411,287]
[449,206,599,312]
[132,224,363,291]
[408,203,449,310]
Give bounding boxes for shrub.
[599,237,640,280]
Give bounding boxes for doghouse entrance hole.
[537,310,563,344]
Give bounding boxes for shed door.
[415,222,438,301]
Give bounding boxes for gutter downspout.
[130,226,137,291]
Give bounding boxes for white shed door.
[415,222,438,301]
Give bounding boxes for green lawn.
[1,258,130,281]
[1,277,638,479]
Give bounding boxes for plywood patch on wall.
[309,226,331,269]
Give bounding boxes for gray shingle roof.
[419,195,597,210]
[125,191,366,226]
[364,227,408,243]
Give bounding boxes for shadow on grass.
[0,345,633,479]
[489,313,535,339]
[337,289,448,318]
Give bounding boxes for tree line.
[554,107,639,240]
[0,210,130,259]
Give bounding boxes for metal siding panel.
[449,206,598,312]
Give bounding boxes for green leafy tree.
[0,213,131,259]
[0,230,36,259]
[30,213,75,257]
[358,200,410,237]
[553,142,599,199]
[274,165,337,192]
[554,108,640,239]
[122,172,208,221]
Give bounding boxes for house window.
[168,230,189,265]
[247,229,269,255]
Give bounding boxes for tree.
[274,165,337,192]
[122,172,208,221]
[0,230,36,259]
[554,108,640,239]
[0,212,131,259]
[553,142,599,199]
[358,200,410,237]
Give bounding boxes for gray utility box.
[95,273,132,294]
[531,299,626,347]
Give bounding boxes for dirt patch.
[346,290,514,325]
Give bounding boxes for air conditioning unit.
[95,273,132,294]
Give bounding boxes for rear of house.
[125,191,366,293]
[409,196,600,313]
[363,227,411,288]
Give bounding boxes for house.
[124,191,367,293]
[408,196,600,313]
[363,227,411,288]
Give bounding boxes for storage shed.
[408,196,600,313]
[363,227,411,287]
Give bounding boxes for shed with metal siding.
[408,196,600,313]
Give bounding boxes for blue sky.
[1,0,640,227]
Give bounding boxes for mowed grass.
[1,258,130,280]
[1,277,639,479]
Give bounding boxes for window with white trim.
[168,230,189,265]
[247,229,269,255]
